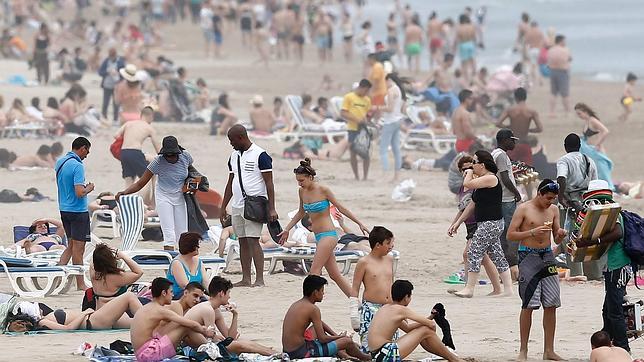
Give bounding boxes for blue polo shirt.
[55,152,88,212]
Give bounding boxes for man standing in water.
[547,35,572,116]
[221,125,278,287]
[506,179,567,362]
[455,14,477,84]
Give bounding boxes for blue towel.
[580,139,614,191]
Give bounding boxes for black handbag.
[237,154,268,223]
[350,124,372,159]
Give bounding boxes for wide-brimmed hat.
[250,95,264,106]
[158,136,184,155]
[119,64,140,82]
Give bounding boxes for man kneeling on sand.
[368,280,462,362]
[590,331,632,362]
[131,277,215,362]
[184,276,278,356]
[282,275,370,360]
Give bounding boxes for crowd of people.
[0,1,643,362]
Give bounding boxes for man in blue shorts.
[282,275,369,360]
[55,137,94,290]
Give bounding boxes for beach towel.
[580,139,614,191]
[4,328,128,336]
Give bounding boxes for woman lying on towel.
[14,218,67,253]
[5,292,142,332]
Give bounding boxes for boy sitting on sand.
[282,275,370,360]
[590,331,631,362]
[350,226,396,351]
[368,280,462,362]
[167,281,206,316]
[131,277,215,362]
[184,276,278,356]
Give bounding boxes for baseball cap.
[496,128,519,141]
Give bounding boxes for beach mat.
[4,328,128,336]
[90,358,187,362]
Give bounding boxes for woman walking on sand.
[447,150,513,298]
[279,159,370,297]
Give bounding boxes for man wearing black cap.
[492,128,522,279]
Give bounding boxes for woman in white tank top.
[377,73,406,181]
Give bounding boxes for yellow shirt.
[341,91,371,131]
[370,62,387,97]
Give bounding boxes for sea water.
[354,0,644,80]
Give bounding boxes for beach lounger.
[403,105,456,154]
[285,95,347,144]
[0,122,49,139]
[0,256,68,298]
[90,209,120,238]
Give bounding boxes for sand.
[1,9,644,362]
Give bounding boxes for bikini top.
[583,127,599,139]
[94,285,128,299]
[303,199,330,213]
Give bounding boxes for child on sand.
[131,277,215,362]
[282,275,370,360]
[619,72,642,121]
[350,226,396,352]
[368,280,462,362]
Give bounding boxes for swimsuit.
[518,245,561,310]
[84,312,94,330]
[455,138,476,153]
[371,342,402,362]
[359,301,399,352]
[583,127,599,138]
[405,42,421,56]
[314,230,338,243]
[135,332,176,362]
[303,199,330,213]
[167,259,203,297]
[285,339,338,359]
[430,37,443,51]
[458,40,476,61]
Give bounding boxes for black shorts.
[465,223,478,240]
[347,130,359,144]
[120,149,148,178]
[60,211,90,242]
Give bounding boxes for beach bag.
[351,124,372,159]
[622,210,644,266]
[236,155,268,223]
[110,135,123,160]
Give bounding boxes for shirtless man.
[248,95,276,133]
[115,106,160,186]
[350,226,396,351]
[418,54,459,116]
[452,89,478,153]
[515,13,530,56]
[427,11,443,70]
[524,22,545,85]
[184,276,278,356]
[404,14,423,73]
[313,11,332,63]
[368,280,462,362]
[590,331,632,362]
[496,87,543,165]
[454,14,477,84]
[506,179,567,362]
[131,278,215,362]
[167,281,205,316]
[11,144,53,169]
[273,5,294,60]
[547,35,572,115]
[282,275,369,360]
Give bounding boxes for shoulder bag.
[237,154,268,223]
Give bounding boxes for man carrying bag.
[220,125,278,287]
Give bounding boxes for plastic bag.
[391,179,416,202]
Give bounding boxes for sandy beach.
[1,4,644,362]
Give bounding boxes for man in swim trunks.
[547,35,572,115]
[524,21,545,85]
[495,87,543,165]
[115,106,160,187]
[506,179,567,362]
[452,89,478,153]
[350,227,396,351]
[282,275,369,360]
[455,14,477,83]
[131,277,215,362]
[404,15,423,73]
[427,11,443,70]
[368,280,462,362]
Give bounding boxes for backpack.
[622,210,644,266]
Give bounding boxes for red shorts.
[430,38,443,51]
[455,138,475,153]
[507,143,533,165]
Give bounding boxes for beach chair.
[265,247,360,276]
[285,95,347,144]
[90,209,120,238]
[329,96,344,119]
[403,105,456,154]
[0,256,68,298]
[118,195,225,277]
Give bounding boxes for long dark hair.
[92,244,124,281]
[294,158,316,177]
[574,102,600,120]
[386,73,407,101]
[474,150,498,174]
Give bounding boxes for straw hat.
[250,95,264,106]
[119,64,140,82]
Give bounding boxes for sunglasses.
[538,182,559,193]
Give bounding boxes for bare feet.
[486,290,502,296]
[543,351,566,361]
[234,280,252,287]
[252,280,265,287]
[448,289,473,298]
[517,349,528,361]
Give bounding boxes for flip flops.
[443,273,465,284]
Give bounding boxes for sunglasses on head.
[538,182,559,193]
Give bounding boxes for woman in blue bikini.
[279,158,370,296]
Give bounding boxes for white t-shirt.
[227,143,272,209]
[382,86,403,124]
[200,7,214,30]
[492,148,517,203]
[556,152,598,194]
